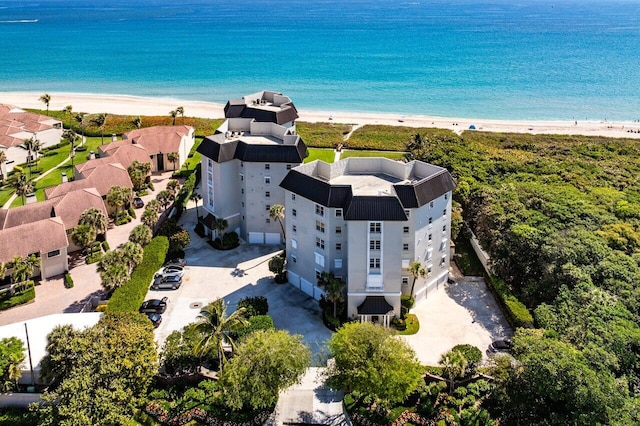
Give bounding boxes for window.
[403,226,410,234]
[292,225,297,233]
[265,163,270,170]
[241,188,244,194]
[316,237,325,249]
[443,208,447,216]
[369,258,381,269]
[404,209,410,218]
[369,222,381,233]
[440,238,448,251]
[430,201,434,208]
[240,161,243,168]
[442,224,446,232]
[265,191,270,198]
[402,276,409,286]
[315,204,324,216]
[291,255,297,263]
[426,248,433,260]
[336,243,342,250]
[403,243,409,251]
[207,188,213,207]
[207,171,213,186]
[369,240,381,250]
[208,159,213,168]
[402,259,410,268]
[291,239,297,249]
[292,209,297,217]
[315,269,322,280]
[239,173,244,181]
[264,176,271,185]
[335,226,342,235]
[286,164,292,170]
[291,193,296,201]
[335,209,343,218]
[266,218,270,223]
[428,233,432,242]
[440,255,447,267]
[241,202,245,207]
[265,204,271,211]
[334,258,343,269]
[428,217,432,225]
[315,252,325,267]
[444,193,448,200]
[427,265,433,275]
[47,249,60,258]
[316,221,325,233]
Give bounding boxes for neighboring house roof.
[0,188,107,230]
[121,125,192,155]
[45,163,132,199]
[79,144,150,173]
[0,217,68,264]
[344,196,407,221]
[224,91,299,125]
[0,104,61,149]
[197,134,307,164]
[357,296,394,315]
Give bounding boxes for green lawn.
[305,148,335,163]
[340,150,407,160]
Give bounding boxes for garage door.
[288,271,300,289]
[300,278,314,298]
[264,233,281,245]
[43,262,66,279]
[248,232,264,244]
[313,286,325,301]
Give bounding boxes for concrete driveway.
[400,276,513,366]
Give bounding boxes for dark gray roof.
[357,296,394,315]
[394,169,456,208]
[280,171,353,207]
[224,100,299,125]
[197,137,307,164]
[344,196,407,221]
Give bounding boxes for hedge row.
[0,283,36,311]
[106,236,169,313]
[487,275,534,328]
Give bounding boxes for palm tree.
[129,224,152,246]
[63,105,73,124]
[176,106,185,124]
[23,137,38,174]
[31,138,42,171]
[78,208,108,236]
[62,129,78,166]
[141,207,158,229]
[13,172,33,205]
[75,113,86,142]
[39,93,51,115]
[166,151,179,171]
[190,192,202,218]
[93,113,108,144]
[0,262,6,282]
[166,179,180,195]
[120,242,143,272]
[146,199,162,214]
[132,116,142,129]
[317,272,346,318]
[106,186,127,220]
[188,299,248,368]
[71,224,97,254]
[0,150,7,182]
[212,217,228,240]
[11,254,40,283]
[169,109,178,126]
[408,260,426,300]
[269,204,286,242]
[440,350,468,393]
[156,189,174,210]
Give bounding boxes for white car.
[154,265,185,279]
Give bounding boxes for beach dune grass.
[296,121,353,148]
[305,148,335,163]
[347,124,460,151]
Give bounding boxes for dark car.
[165,258,187,267]
[139,297,168,314]
[146,313,162,328]
[151,275,182,290]
[489,339,512,353]
[132,197,144,209]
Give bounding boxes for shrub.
[148,182,155,191]
[451,344,482,372]
[401,295,415,311]
[106,236,169,312]
[238,296,269,317]
[86,252,102,264]
[0,282,35,310]
[64,273,74,289]
[487,275,534,328]
[101,241,110,252]
[233,315,275,340]
[128,206,136,219]
[222,231,239,249]
[74,145,87,152]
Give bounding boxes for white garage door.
[300,278,314,298]
[313,286,325,301]
[288,271,300,289]
[264,233,281,245]
[248,232,264,244]
[43,262,66,279]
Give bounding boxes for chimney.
[112,134,117,142]
[89,151,95,160]
[26,193,37,204]
[61,172,67,183]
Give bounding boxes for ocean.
[1,0,639,120]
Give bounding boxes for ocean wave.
[0,19,38,23]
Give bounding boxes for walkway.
[268,367,350,426]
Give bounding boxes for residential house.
[0,104,63,177]
[197,92,306,244]
[280,158,456,325]
[118,125,195,172]
[45,163,133,202]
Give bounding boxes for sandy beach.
[2,91,640,139]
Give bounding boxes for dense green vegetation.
[348,124,456,151]
[296,121,352,148]
[407,129,640,422]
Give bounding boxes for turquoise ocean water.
[1,0,640,120]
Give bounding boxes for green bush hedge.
[487,275,534,328]
[64,273,74,289]
[0,283,35,310]
[238,296,269,317]
[401,294,415,311]
[106,236,169,313]
[233,315,275,340]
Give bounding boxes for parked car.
[139,297,168,314]
[151,275,182,290]
[132,197,144,209]
[154,265,185,279]
[489,339,512,353]
[146,313,162,328]
[165,258,187,267]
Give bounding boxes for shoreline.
[2,91,640,139]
